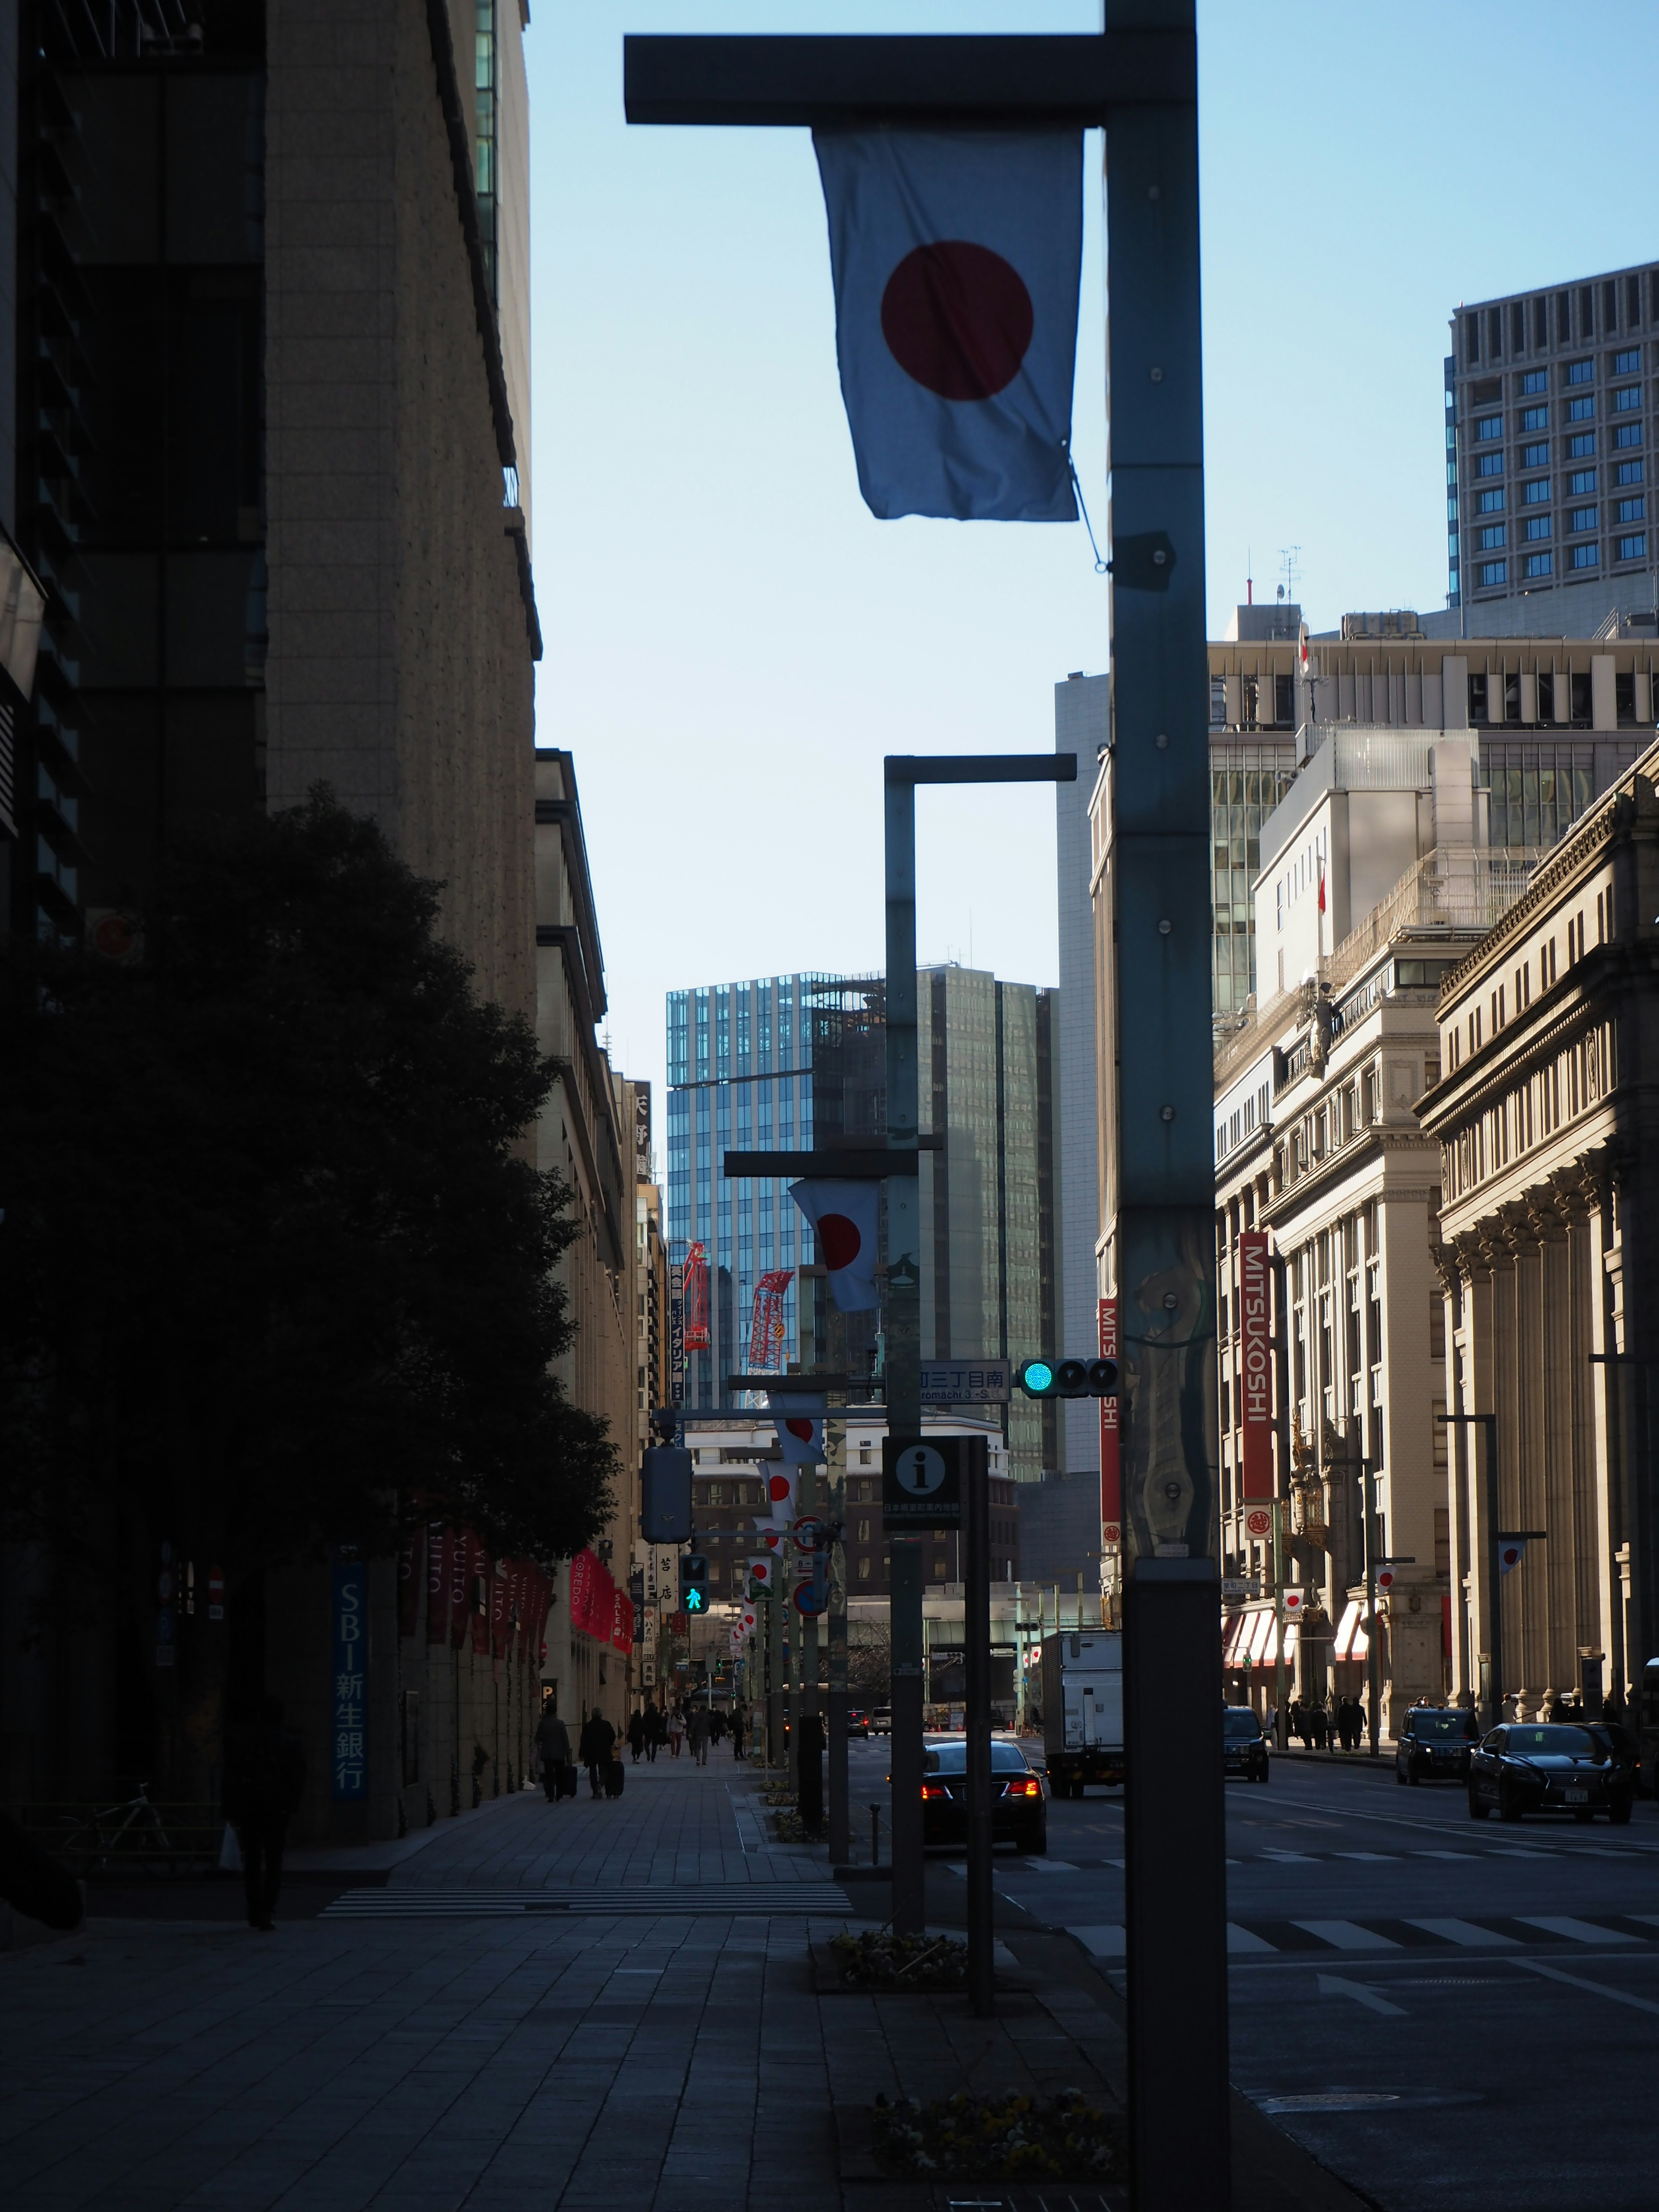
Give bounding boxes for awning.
[1221,1611,1255,1665]
[1334,1598,1370,1661]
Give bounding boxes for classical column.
[1456,1230,1501,1716]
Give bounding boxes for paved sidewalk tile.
[2,1755,1120,2210]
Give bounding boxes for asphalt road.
[846,1735,1659,2211]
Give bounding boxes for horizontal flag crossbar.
[885,752,1077,785]
[623,32,1196,128]
[724,1147,934,1179]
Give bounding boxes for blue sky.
[527,1,1659,1117]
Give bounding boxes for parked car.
[846,1707,871,1739]
[905,1737,1049,1853]
[1222,1704,1270,1783]
[1468,1722,1635,1824]
[870,1706,892,1736]
[1395,1705,1481,1784]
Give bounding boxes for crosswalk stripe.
[1515,1915,1641,1945]
[322,1885,850,1920]
[1331,1852,1399,1862]
[1290,1920,1401,1949]
[1070,1925,1126,1957]
[1405,1917,1520,1948]
[1226,1923,1277,1954]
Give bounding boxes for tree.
[0,788,616,1603]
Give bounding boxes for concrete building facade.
[1421,739,1659,1719]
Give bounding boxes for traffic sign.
[882,1434,971,1529]
[1244,1507,1272,1538]
[918,1359,1011,1405]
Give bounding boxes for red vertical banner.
[489,1563,509,1658]
[1099,1297,1121,1547]
[1238,1231,1274,1501]
[396,1538,420,1640]
[569,1550,595,1637]
[426,1525,451,1645]
[471,1545,493,1655]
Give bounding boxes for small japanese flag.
[788,1181,879,1313]
[747,1555,775,1590]
[752,1523,785,1553]
[769,1392,826,1467]
[814,129,1083,521]
[1282,1589,1305,1615]
[1498,1540,1526,1576]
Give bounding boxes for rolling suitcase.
[556,1762,578,1801]
[604,1756,626,1799]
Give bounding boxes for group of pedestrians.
[1268,1693,1370,1751]
[532,1696,751,1804]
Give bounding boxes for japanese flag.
[762,1465,797,1528]
[769,1392,825,1467]
[747,1555,776,1590]
[814,130,1083,521]
[788,1181,879,1313]
[1498,1540,1526,1576]
[752,1522,785,1552]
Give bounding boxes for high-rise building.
[664,967,1059,1479]
[1447,261,1659,629]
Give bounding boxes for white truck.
[1039,1630,1124,1797]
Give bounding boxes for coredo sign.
[1237,1232,1274,1502]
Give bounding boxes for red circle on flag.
[769,1474,791,1502]
[816,1212,863,1271]
[880,241,1035,401]
[785,1417,814,1443]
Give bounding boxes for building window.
[1520,404,1548,432]
[1566,358,1594,385]
[1519,369,1547,395]
[1614,348,1642,375]
[1475,452,1504,478]
[1567,395,1596,422]
[1616,534,1648,562]
[1569,468,1598,495]
[1616,458,1645,486]
[1521,478,1550,505]
[1568,505,1598,533]
[1478,561,1506,587]
[1615,423,1643,449]
[1523,515,1551,541]
[1570,543,1600,569]
[1614,385,1643,413]
[1477,524,1506,551]
[1568,433,1596,458]
[858,1557,870,1582]
[1519,441,1550,469]
[1477,486,1505,514]
[1475,415,1503,442]
[1523,552,1553,578]
[1616,496,1646,524]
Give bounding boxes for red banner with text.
[1099,1297,1120,1549]
[1238,1231,1275,1501]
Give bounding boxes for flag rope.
[1065,446,1109,574]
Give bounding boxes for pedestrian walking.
[689,1707,710,1766]
[222,1695,308,1932]
[578,1707,615,1799]
[627,1710,646,1764]
[730,1705,747,1758]
[669,1704,686,1759]
[1289,1696,1305,1747]
[710,1708,728,1749]
[1265,1699,1279,1747]
[643,1700,663,1761]
[534,1702,572,1801]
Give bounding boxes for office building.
[2,0,540,1015]
[1421,738,1659,1717]
[665,966,1060,1479]
[1447,261,1659,627]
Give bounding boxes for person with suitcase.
[578,1707,616,1800]
[534,1702,572,1803]
[604,1745,626,1799]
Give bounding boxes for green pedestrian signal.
[679,1554,709,1612]
[1015,1357,1118,1400]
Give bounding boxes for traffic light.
[678,1553,709,1614]
[1015,1356,1119,1400]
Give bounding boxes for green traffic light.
[1020,1358,1055,1397]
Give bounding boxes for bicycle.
[54,1784,178,1877]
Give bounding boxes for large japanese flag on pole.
[813,130,1083,522]
[788,1179,880,1313]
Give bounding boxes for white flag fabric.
[747,1554,776,1590]
[752,1521,785,1552]
[813,129,1083,522]
[768,1392,826,1468]
[788,1181,880,1313]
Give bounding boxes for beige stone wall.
[264,0,534,1020]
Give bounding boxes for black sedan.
[910,1738,1048,1853]
[1223,1704,1271,1781]
[1468,1723,1634,1824]
[1395,1705,1480,1784]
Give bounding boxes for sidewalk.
[0,1752,1140,2212]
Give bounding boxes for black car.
[1395,1705,1480,1784]
[1468,1722,1634,1824]
[912,1737,1048,1853]
[1222,1704,1270,1782]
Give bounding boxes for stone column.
[1455,1232,1500,1716]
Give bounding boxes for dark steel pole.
[963,1434,994,2016]
[1106,5,1228,2204]
[827,1425,850,1864]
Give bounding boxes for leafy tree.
[0,789,616,1601]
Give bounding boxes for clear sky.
[527,1,1659,1122]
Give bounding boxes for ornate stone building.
[1421,739,1659,1720]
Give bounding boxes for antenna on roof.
[1279,546,1301,607]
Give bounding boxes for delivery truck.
[1040,1630,1124,1796]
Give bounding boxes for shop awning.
[1334,1598,1371,1661]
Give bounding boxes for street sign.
[1245,1507,1273,1539]
[882,1435,965,1529]
[792,1580,828,1616]
[792,1516,827,1552]
[918,1358,1010,1405]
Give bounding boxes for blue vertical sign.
[332,1559,368,1800]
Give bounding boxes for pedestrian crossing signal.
[679,1554,709,1612]
[1016,1357,1118,1400]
